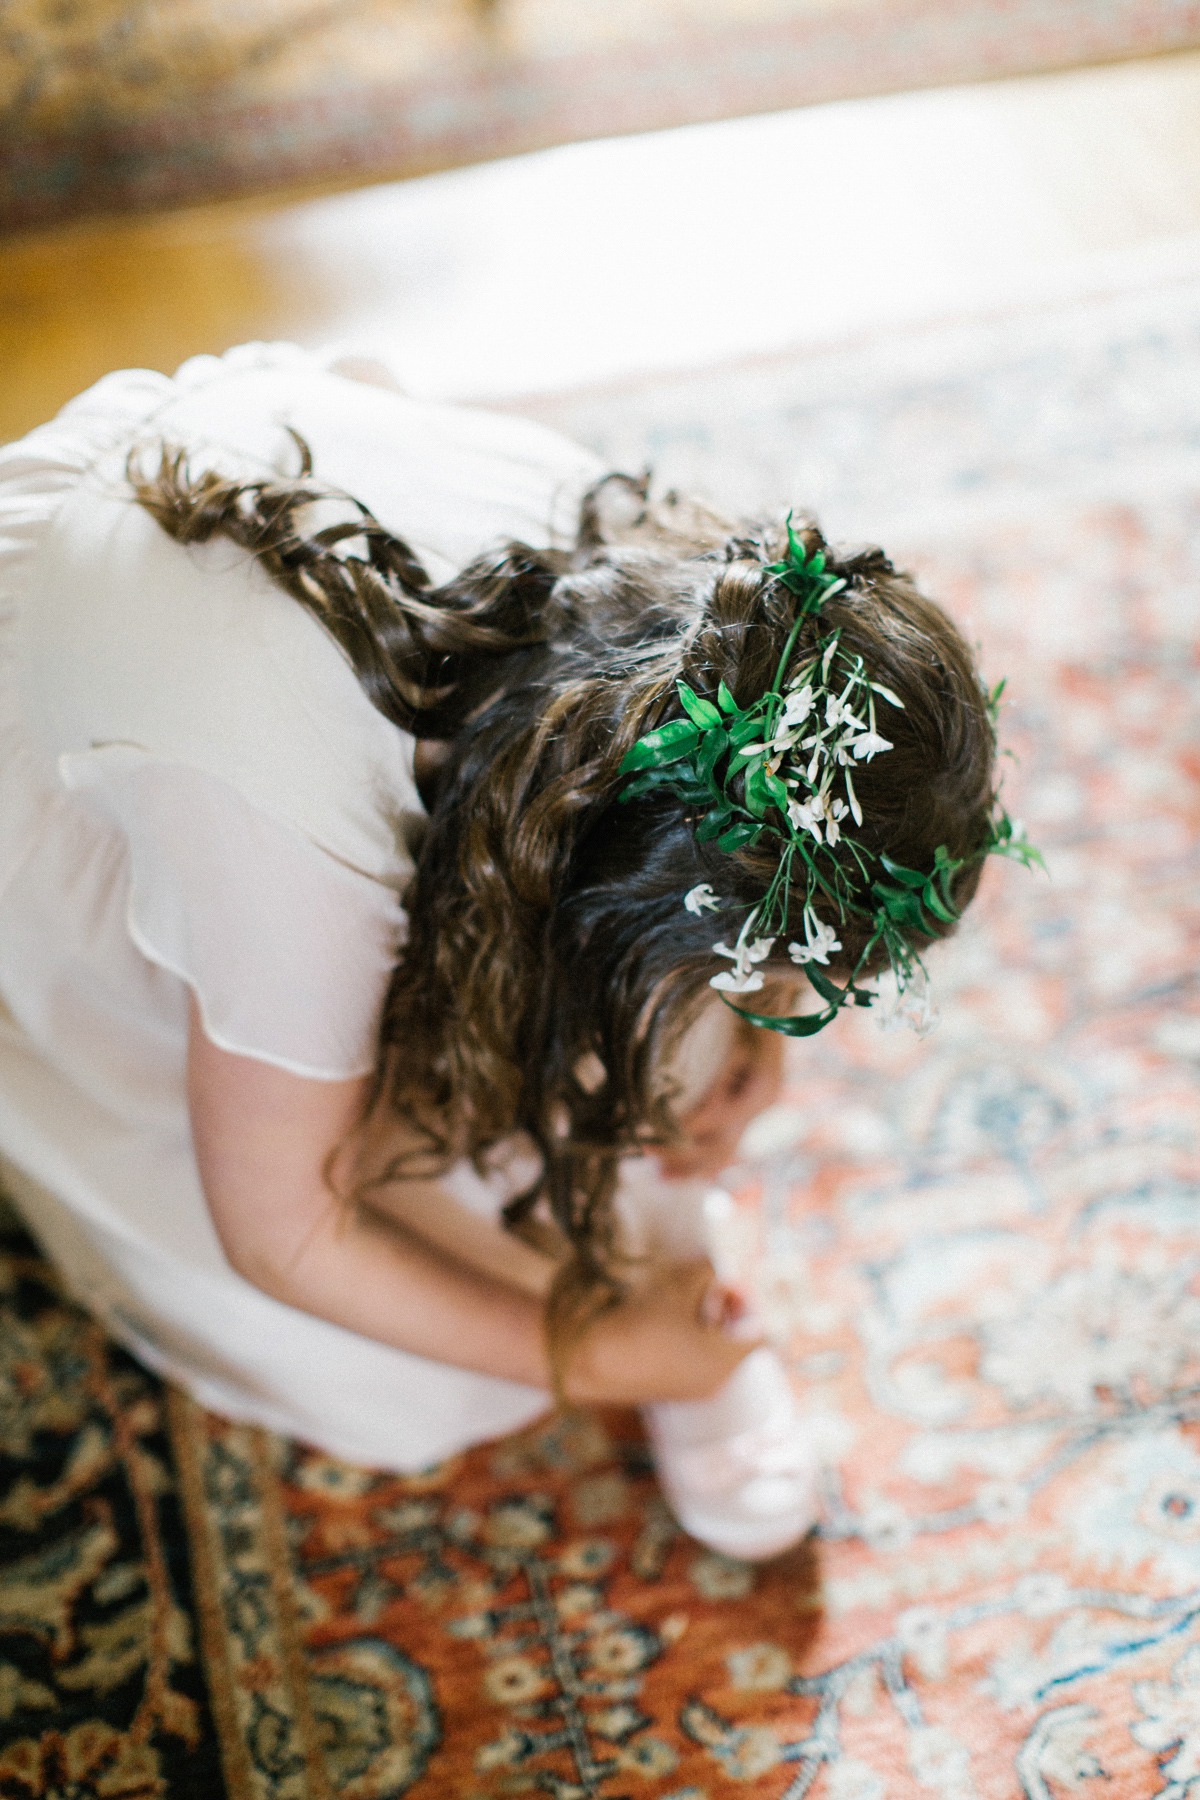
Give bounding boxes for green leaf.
[697,727,731,785]
[1001,839,1048,873]
[618,719,701,773]
[716,822,763,853]
[871,881,930,932]
[763,771,789,810]
[922,886,959,924]
[618,770,675,801]
[933,854,961,908]
[879,855,927,891]
[803,963,846,1006]
[717,679,738,715]
[695,808,733,842]
[729,714,768,749]
[720,997,839,1036]
[677,682,723,729]
[619,768,707,804]
[743,763,772,818]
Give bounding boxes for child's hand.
[561,1259,763,1405]
[657,1024,785,1181]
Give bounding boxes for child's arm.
[187,997,755,1404]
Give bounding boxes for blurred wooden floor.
[4,47,1200,443]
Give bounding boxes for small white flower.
[684,883,721,916]
[875,966,939,1037]
[781,685,814,725]
[825,694,864,731]
[713,937,774,965]
[736,742,770,759]
[711,931,774,995]
[787,798,823,843]
[851,729,894,761]
[824,797,848,846]
[788,913,843,966]
[710,968,765,994]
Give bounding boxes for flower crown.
[618,519,1043,1037]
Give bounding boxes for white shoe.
[643,1346,818,1561]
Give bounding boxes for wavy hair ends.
[131,449,997,1335]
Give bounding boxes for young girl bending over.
[0,344,1028,1559]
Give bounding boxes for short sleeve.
[59,746,404,1080]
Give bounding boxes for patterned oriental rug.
[4,0,1200,232]
[2,262,1200,1796]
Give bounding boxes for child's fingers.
[700,1276,766,1341]
[562,1259,763,1404]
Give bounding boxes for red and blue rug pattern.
[1,264,1198,1794]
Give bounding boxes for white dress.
[0,342,610,1468]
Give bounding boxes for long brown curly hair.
[133,446,996,1338]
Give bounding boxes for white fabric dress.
[0,342,609,1468]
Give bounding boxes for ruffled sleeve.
[2,339,601,1080]
[58,746,404,1079]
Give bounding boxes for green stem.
[765,610,809,739]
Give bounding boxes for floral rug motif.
[0,1205,225,1795]
[2,267,1200,1796]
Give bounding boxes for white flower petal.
[744,936,776,964]
[852,730,893,760]
[710,969,765,994]
[869,682,904,708]
[684,883,721,916]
